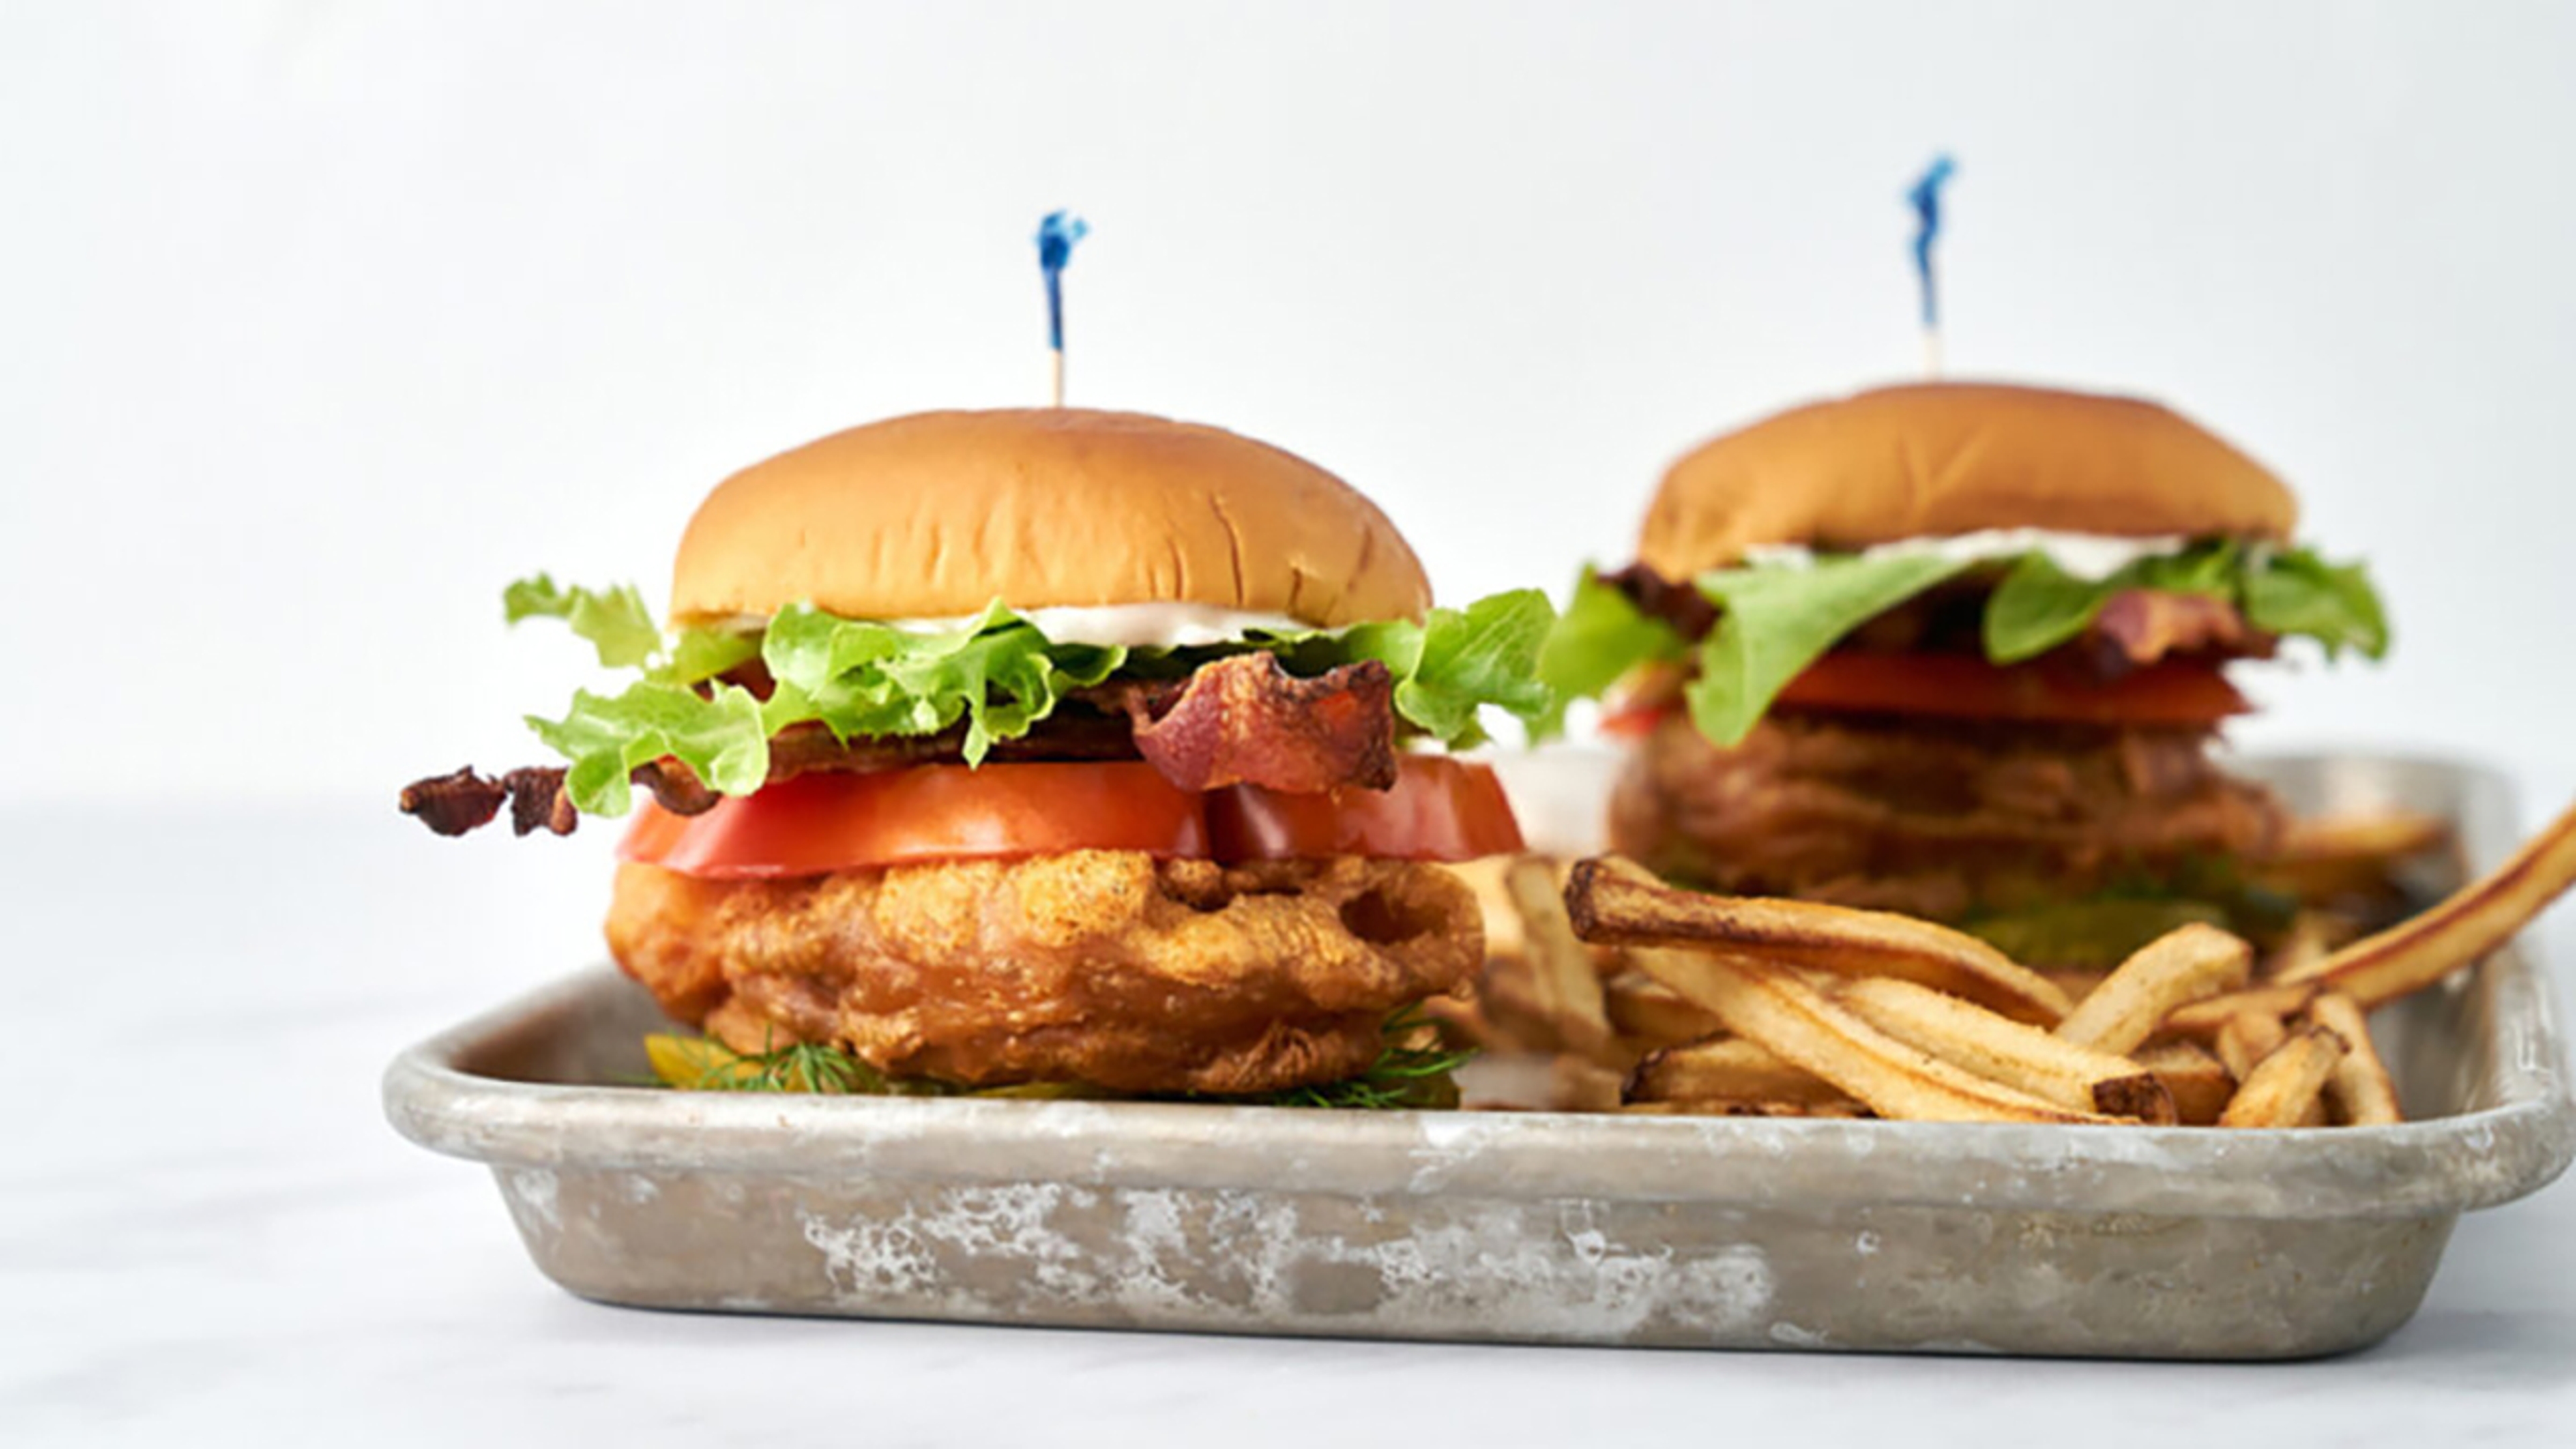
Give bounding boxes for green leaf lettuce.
[1533,569,1686,734]
[504,579,1564,814]
[527,682,769,817]
[1332,588,1558,748]
[2241,547,2390,660]
[503,574,663,669]
[1536,539,2390,745]
[1686,553,1973,746]
[757,602,1130,763]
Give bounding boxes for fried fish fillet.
[606,851,1481,1094]
[1611,710,2283,922]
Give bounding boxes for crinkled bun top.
[671,409,1431,628]
[1638,382,2300,576]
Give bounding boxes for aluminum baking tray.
[384,753,2573,1358]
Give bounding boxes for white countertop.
[9,804,2573,1448]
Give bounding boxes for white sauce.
[1739,529,2190,583]
[875,603,1311,648]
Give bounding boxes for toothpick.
[1907,156,1955,380]
[1035,211,1089,408]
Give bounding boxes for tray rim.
[384,750,2576,1222]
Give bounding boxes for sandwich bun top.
[1636,382,2300,578]
[671,409,1430,628]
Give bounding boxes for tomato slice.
[1598,663,1688,739]
[1598,701,1668,739]
[619,763,1211,879]
[1772,654,2251,726]
[1210,757,1526,862]
[618,757,1525,877]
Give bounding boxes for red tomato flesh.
[1597,702,1669,739]
[1212,756,1526,863]
[619,763,1211,879]
[1773,654,2251,726]
[619,757,1524,878]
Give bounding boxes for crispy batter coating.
[606,851,1481,1093]
[1611,710,2283,921]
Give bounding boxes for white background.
[5,1,2573,811]
[11,9,2576,1443]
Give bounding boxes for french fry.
[1547,1055,1627,1113]
[2257,808,2452,900]
[2134,1041,2235,1126]
[2265,911,2351,981]
[2300,800,2576,1008]
[1624,1036,1849,1108]
[2308,991,2404,1125]
[2159,981,2321,1041]
[2212,1010,2287,1085]
[2053,923,2254,1055]
[1566,857,2073,1025]
[1469,957,1563,1055]
[1833,976,2177,1124]
[1630,949,2127,1124]
[1503,855,1615,1059]
[2275,808,2452,864]
[2219,1024,2349,1128]
[1446,856,1527,960]
[2210,1012,2328,1122]
[1603,971,1723,1049]
[1446,860,1552,1053]
[1417,984,1494,1049]
[1452,1049,1625,1112]
[2043,969,2106,1010]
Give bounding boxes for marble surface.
[9,803,2573,1448]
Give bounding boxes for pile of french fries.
[1430,857,1629,1112]
[1443,800,2576,1127]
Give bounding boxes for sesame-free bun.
[669,409,1430,627]
[1636,382,2300,578]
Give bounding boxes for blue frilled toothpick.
[1036,211,1089,407]
[1907,156,1955,377]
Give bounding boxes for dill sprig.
[645,1030,888,1094]
[724,1040,878,1094]
[1226,1008,1473,1110]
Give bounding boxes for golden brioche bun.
[670,409,1430,627]
[1637,382,2299,578]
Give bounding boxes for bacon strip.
[398,767,508,837]
[1601,563,1719,641]
[2089,590,2271,674]
[397,762,716,839]
[504,767,579,836]
[763,712,1138,777]
[1116,653,1399,794]
[631,760,721,816]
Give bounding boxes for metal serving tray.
[384,754,2572,1358]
